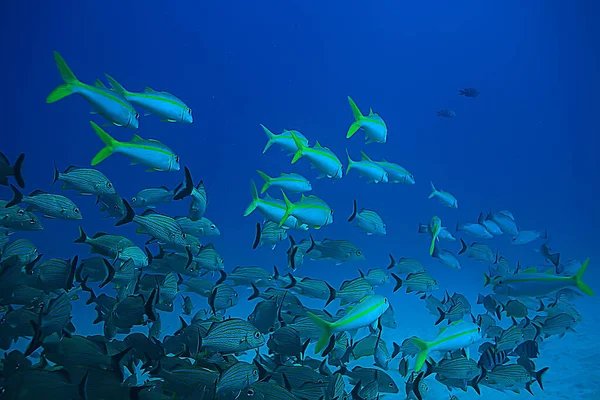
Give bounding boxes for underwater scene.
[2,1,599,399]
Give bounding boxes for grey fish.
[209,283,239,314]
[459,87,480,97]
[286,236,311,271]
[477,294,502,320]
[96,193,127,219]
[337,277,374,305]
[194,243,225,272]
[342,365,399,393]
[175,216,221,238]
[459,240,496,262]
[131,186,177,208]
[380,304,396,329]
[503,300,528,318]
[6,185,82,220]
[216,361,259,395]
[228,266,275,287]
[480,363,547,394]
[424,356,481,380]
[74,228,138,263]
[540,312,576,338]
[201,318,265,354]
[287,274,336,306]
[496,323,525,352]
[29,256,77,292]
[432,247,461,269]
[358,268,389,286]
[456,221,493,239]
[1,238,38,265]
[0,204,44,232]
[181,277,215,297]
[307,237,365,264]
[540,243,560,267]
[478,343,509,370]
[392,272,438,295]
[386,254,425,274]
[253,220,288,250]
[53,164,116,196]
[248,299,279,334]
[347,199,386,235]
[437,109,456,118]
[268,326,305,359]
[0,152,24,188]
[182,295,194,316]
[488,210,519,236]
[174,166,208,221]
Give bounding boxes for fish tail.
[5,184,23,208]
[307,311,333,354]
[459,238,467,255]
[483,273,492,287]
[104,73,128,96]
[256,170,271,194]
[47,51,79,103]
[347,199,358,222]
[52,161,60,185]
[391,273,402,292]
[243,180,259,217]
[573,258,594,296]
[290,132,305,164]
[11,153,25,188]
[115,198,135,226]
[428,181,437,198]
[346,96,363,138]
[261,124,276,153]
[412,337,430,372]
[90,122,119,166]
[173,166,194,200]
[535,367,549,390]
[252,222,261,250]
[74,226,88,243]
[429,236,436,256]
[345,149,353,174]
[278,190,294,227]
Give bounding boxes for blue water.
[3,1,600,398]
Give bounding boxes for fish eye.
[210,225,216,230]
[113,204,120,210]
[74,208,80,214]
[254,331,261,339]
[131,197,137,203]
[17,209,24,215]
[388,382,394,388]
[252,369,258,375]
[182,233,187,238]
[384,298,388,303]
[175,156,180,163]
[357,250,362,256]
[135,112,139,119]
[247,389,255,396]
[29,218,36,224]
[187,108,192,114]
[106,182,112,188]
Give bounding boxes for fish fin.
[290,132,305,164]
[11,153,25,188]
[428,182,437,198]
[243,180,259,217]
[89,122,119,166]
[307,312,333,354]
[412,338,429,372]
[278,190,293,227]
[256,170,271,194]
[47,51,80,103]
[104,73,128,96]
[573,258,593,296]
[347,199,358,222]
[260,124,276,153]
[346,96,363,138]
[161,118,177,123]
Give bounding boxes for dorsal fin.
[369,108,374,115]
[29,190,46,196]
[92,232,108,238]
[315,141,322,148]
[131,134,144,142]
[521,267,537,274]
[360,151,372,161]
[144,87,157,93]
[95,79,106,88]
[141,209,158,216]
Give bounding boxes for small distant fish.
[428,216,442,256]
[432,247,461,270]
[47,51,139,128]
[173,166,208,221]
[346,150,388,183]
[392,272,438,295]
[253,221,288,250]
[182,295,194,316]
[53,165,116,196]
[540,243,560,267]
[131,186,178,208]
[105,74,193,124]
[261,124,310,154]
[428,182,458,208]
[89,122,180,172]
[488,210,519,236]
[437,109,456,118]
[459,88,480,97]
[6,185,82,220]
[348,200,386,236]
[279,192,333,229]
[459,240,496,263]
[374,159,415,184]
[346,96,388,144]
[387,255,425,275]
[456,221,493,239]
[0,153,25,188]
[512,230,547,245]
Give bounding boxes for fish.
[479,363,547,394]
[488,210,519,236]
[459,87,480,97]
[6,185,82,220]
[216,361,259,395]
[459,240,496,263]
[432,247,461,269]
[261,124,309,154]
[392,272,438,294]
[201,318,265,354]
[418,222,456,242]
[253,221,288,250]
[175,216,220,238]
[0,153,25,188]
[412,320,483,371]
[479,212,503,236]
[503,300,528,318]
[495,323,525,352]
[256,170,312,194]
[105,74,192,123]
[346,96,388,143]
[428,182,458,208]
[540,243,560,267]
[437,109,456,118]
[290,132,343,179]
[307,238,364,264]
[387,255,425,274]
[424,356,481,380]
[358,269,389,286]
[244,181,309,230]
[173,166,208,221]
[373,159,415,184]
[308,295,389,353]
[487,258,593,297]
[130,186,178,208]
[279,192,333,229]
[428,216,442,256]
[346,150,388,183]
[89,122,180,172]
[53,165,116,196]
[348,199,386,235]
[511,230,548,245]
[47,51,139,128]
[456,221,493,238]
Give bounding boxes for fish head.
[406,174,416,185]
[96,179,116,196]
[381,172,389,183]
[333,167,343,179]
[69,206,83,220]
[127,111,140,129]
[207,223,221,236]
[306,180,313,191]
[182,107,193,124]
[170,154,181,172]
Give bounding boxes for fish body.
[47,51,139,128]
[105,74,192,123]
[6,185,81,220]
[432,247,461,269]
[0,153,25,188]
[348,200,385,235]
[279,192,333,229]
[290,132,343,179]
[459,88,480,97]
[374,160,415,184]
[308,238,364,264]
[457,221,493,238]
[53,165,115,196]
[90,122,180,171]
[346,96,387,143]
[308,295,389,353]
[253,220,287,249]
[392,272,438,294]
[428,216,442,255]
[459,240,496,263]
[511,230,547,245]
[261,124,309,154]
[428,182,458,208]
[346,151,388,183]
[412,320,482,371]
[256,170,312,194]
[489,210,519,236]
[201,318,265,354]
[131,186,176,208]
[490,259,593,297]
[176,216,220,238]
